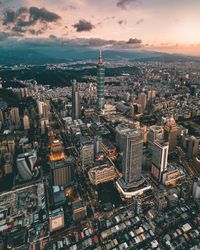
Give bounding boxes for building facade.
[122,129,143,186]
[164,117,178,153]
[138,92,147,112]
[88,159,117,185]
[72,80,80,120]
[187,136,199,159]
[72,199,87,222]
[50,156,74,186]
[96,49,105,110]
[151,140,169,182]
[148,125,164,152]
[80,137,94,167]
[10,107,20,129]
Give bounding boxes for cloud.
[3,7,29,25]
[3,10,16,25]
[61,37,143,49]
[12,26,26,33]
[28,29,44,36]
[29,7,60,23]
[49,34,58,40]
[117,0,140,10]
[73,19,95,32]
[61,5,76,11]
[126,38,142,44]
[135,18,144,25]
[2,6,61,36]
[0,36,144,50]
[118,19,127,25]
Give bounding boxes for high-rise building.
[0,136,15,157]
[23,115,30,130]
[193,178,200,199]
[94,135,102,156]
[129,93,135,116]
[151,140,169,182]
[96,49,105,110]
[40,118,49,135]
[7,138,15,155]
[122,129,143,185]
[138,92,147,112]
[187,136,199,158]
[148,125,164,152]
[49,139,74,186]
[115,124,131,151]
[0,111,4,123]
[72,80,80,120]
[37,100,49,119]
[147,90,156,102]
[164,116,178,153]
[3,153,13,175]
[42,101,49,119]
[50,156,74,186]
[49,139,65,162]
[9,107,20,129]
[80,137,94,167]
[116,128,151,198]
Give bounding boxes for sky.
[0,0,200,55]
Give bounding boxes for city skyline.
[0,2,200,249]
[0,44,200,249]
[0,0,200,55]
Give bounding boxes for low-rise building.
[72,199,87,222]
[88,158,118,185]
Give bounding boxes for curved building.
[16,150,37,180]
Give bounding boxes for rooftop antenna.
[99,48,102,64]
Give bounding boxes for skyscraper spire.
[99,48,102,64]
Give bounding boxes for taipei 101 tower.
[96,49,105,110]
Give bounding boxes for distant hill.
[0,42,199,66]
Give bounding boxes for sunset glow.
[0,0,200,54]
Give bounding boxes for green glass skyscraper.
[96,49,105,110]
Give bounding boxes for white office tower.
[94,136,102,156]
[193,178,200,199]
[37,100,43,116]
[151,140,169,182]
[23,115,30,130]
[16,150,38,180]
[37,100,49,119]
